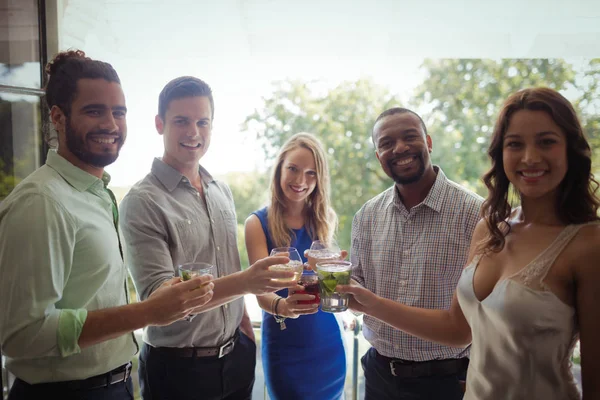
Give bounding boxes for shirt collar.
[421,166,447,213]
[45,149,108,192]
[388,165,448,213]
[151,157,215,192]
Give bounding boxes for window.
[1,1,49,397]
[0,0,47,200]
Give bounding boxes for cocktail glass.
[306,240,342,269]
[177,262,215,321]
[269,247,303,282]
[316,260,352,312]
[295,269,320,305]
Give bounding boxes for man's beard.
[65,119,122,168]
[387,153,426,185]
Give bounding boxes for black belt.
[151,330,239,359]
[22,362,132,391]
[375,351,468,378]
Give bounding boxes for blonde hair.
[268,132,337,247]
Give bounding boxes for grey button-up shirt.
[119,158,243,347]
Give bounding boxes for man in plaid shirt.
[351,107,483,399]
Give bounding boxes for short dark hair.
[158,76,214,121]
[372,107,428,145]
[44,49,120,116]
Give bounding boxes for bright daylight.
[1,0,600,399]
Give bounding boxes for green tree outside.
[411,59,579,195]
[241,79,403,251]
[234,58,600,258]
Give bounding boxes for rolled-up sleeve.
[57,308,88,357]
[119,194,174,301]
[0,193,86,359]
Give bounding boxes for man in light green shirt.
[0,50,218,400]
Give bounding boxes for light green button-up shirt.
[0,150,137,384]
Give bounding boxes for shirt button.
[224,304,228,309]
[196,192,200,197]
[187,219,191,225]
[394,344,400,350]
[399,280,407,286]
[402,250,409,256]
[217,246,220,251]
[211,218,215,223]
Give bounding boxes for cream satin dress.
[457,224,586,400]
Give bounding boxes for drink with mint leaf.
[177,262,215,321]
[178,262,215,283]
[316,260,352,312]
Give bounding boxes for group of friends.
[0,49,598,400]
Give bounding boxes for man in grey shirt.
[119,76,298,400]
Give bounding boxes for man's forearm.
[78,302,150,349]
[189,271,246,313]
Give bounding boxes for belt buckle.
[123,362,132,381]
[218,338,235,358]
[389,359,408,377]
[389,361,397,376]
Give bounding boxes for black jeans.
[362,347,465,400]
[139,332,257,400]
[8,376,134,400]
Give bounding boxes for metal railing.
[351,317,362,400]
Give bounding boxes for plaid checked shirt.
[351,167,483,361]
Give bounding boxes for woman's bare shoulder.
[565,223,600,272]
[572,222,600,251]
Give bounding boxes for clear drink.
[269,260,303,282]
[306,240,342,270]
[178,262,215,284]
[177,262,215,322]
[269,247,303,282]
[306,249,341,264]
[316,261,352,312]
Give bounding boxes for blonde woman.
[245,133,346,400]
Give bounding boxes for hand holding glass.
[269,247,303,283]
[178,262,215,321]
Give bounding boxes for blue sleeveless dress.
[252,207,346,400]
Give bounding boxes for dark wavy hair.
[481,87,600,252]
[43,49,120,144]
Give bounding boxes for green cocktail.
[177,262,215,322]
[316,260,352,312]
[178,262,215,283]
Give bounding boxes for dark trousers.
[139,332,257,400]
[362,347,466,400]
[8,376,133,400]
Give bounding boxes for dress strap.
[516,222,598,287]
